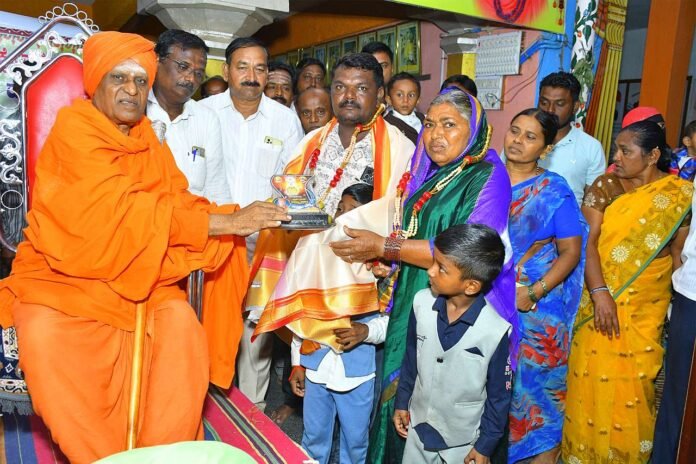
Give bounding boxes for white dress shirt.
[200,92,304,207]
[146,90,232,205]
[673,179,696,300]
[538,125,606,205]
[291,314,389,392]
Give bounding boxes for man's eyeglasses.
[162,55,206,81]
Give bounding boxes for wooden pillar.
[641,0,696,146]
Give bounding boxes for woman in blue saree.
[504,109,588,463]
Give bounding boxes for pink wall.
[484,30,541,153]
[416,21,446,114]
[414,26,541,154]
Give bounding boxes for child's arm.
[289,335,306,397]
[332,313,389,349]
[364,314,389,344]
[472,332,511,458]
[393,310,418,437]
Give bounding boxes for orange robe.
[0,99,247,462]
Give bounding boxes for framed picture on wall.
[287,50,299,67]
[327,40,341,73]
[342,37,357,56]
[396,22,420,75]
[313,45,327,68]
[273,54,288,64]
[377,27,396,56]
[358,32,376,51]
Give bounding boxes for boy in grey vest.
[393,224,512,464]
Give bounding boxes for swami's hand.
[329,226,384,263]
[463,447,490,464]
[288,366,306,397]
[393,409,410,439]
[210,201,290,237]
[592,290,620,340]
[334,322,369,350]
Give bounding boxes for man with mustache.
[148,30,231,204]
[246,55,414,462]
[537,72,605,205]
[264,60,295,108]
[201,37,303,410]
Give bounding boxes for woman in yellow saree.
[562,121,693,463]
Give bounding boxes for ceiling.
[0,0,653,38]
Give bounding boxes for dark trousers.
[653,292,696,463]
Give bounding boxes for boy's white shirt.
[291,314,389,392]
[390,109,423,133]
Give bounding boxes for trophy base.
[280,212,332,230]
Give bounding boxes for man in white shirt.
[537,72,606,205]
[201,37,303,409]
[654,184,696,462]
[147,30,231,204]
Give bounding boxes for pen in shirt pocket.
[191,146,205,161]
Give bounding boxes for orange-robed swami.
[0,96,247,462]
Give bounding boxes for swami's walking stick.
[126,301,147,449]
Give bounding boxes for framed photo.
[313,45,327,68]
[396,22,420,75]
[342,37,358,56]
[327,40,341,74]
[377,27,396,56]
[358,32,376,51]
[287,50,299,67]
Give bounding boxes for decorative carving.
[0,2,97,253]
[584,0,628,155]
[38,2,100,34]
[0,119,22,185]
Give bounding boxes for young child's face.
[427,248,477,296]
[683,132,696,156]
[387,79,420,116]
[335,194,362,218]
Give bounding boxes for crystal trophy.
[271,175,331,230]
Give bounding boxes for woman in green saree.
[329,89,516,463]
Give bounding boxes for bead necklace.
[308,104,385,209]
[392,125,492,239]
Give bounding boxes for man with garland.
[246,52,413,312]
[246,51,413,462]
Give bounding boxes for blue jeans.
[302,378,375,464]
